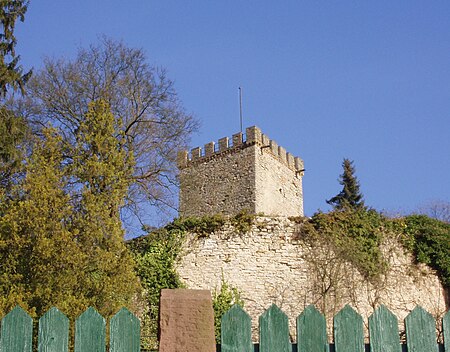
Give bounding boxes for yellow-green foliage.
[212,278,243,344]
[127,223,186,350]
[0,100,139,319]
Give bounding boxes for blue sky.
[15,1,450,219]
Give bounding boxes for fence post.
[333,305,364,352]
[259,304,290,352]
[221,305,252,352]
[74,307,106,352]
[110,308,140,352]
[38,307,69,352]
[296,305,328,352]
[405,306,438,352]
[0,306,33,352]
[443,310,450,352]
[368,305,400,352]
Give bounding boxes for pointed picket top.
[405,306,438,352]
[38,307,69,352]
[74,307,106,352]
[368,305,400,352]
[296,305,327,352]
[110,308,140,352]
[0,305,33,352]
[259,304,290,352]
[443,310,450,352]
[221,305,252,352]
[333,305,364,352]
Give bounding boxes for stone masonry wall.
[178,126,304,217]
[255,149,303,216]
[176,216,448,341]
[178,134,257,217]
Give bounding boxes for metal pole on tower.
[239,87,243,133]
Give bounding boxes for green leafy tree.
[0,100,139,318]
[327,158,365,210]
[0,0,32,95]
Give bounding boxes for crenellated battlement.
[178,125,304,217]
[177,126,304,172]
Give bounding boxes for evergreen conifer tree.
[0,0,31,95]
[0,107,28,194]
[0,100,139,318]
[327,158,365,210]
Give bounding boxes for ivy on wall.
[299,209,389,282]
[127,208,450,349]
[401,215,450,288]
[127,211,254,349]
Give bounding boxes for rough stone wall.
[178,126,304,217]
[178,136,257,217]
[176,216,448,341]
[255,149,303,217]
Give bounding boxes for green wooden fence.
[0,306,140,352]
[1,304,449,351]
[221,304,450,352]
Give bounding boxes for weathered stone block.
[159,289,216,352]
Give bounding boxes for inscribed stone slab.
[159,289,216,352]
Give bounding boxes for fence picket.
[110,308,140,352]
[221,305,252,352]
[368,305,400,352]
[405,306,438,352]
[74,307,106,352]
[296,305,328,352]
[333,305,364,352]
[0,304,448,350]
[443,310,450,352]
[38,307,69,352]
[259,304,290,352]
[0,306,33,352]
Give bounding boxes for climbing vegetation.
[298,207,450,290]
[212,278,244,344]
[400,214,450,288]
[300,208,389,282]
[127,224,185,350]
[127,211,254,348]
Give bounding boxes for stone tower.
[177,126,304,217]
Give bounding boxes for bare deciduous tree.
[418,200,450,223]
[13,37,199,233]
